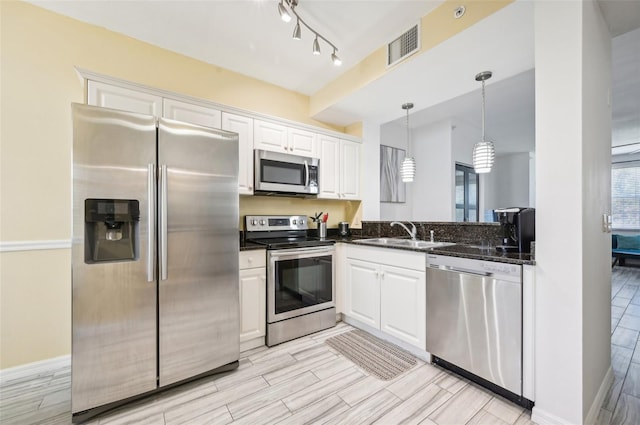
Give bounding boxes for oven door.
[267,246,335,323]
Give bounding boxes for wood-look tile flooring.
[601,262,640,425]
[0,322,537,425]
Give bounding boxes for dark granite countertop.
[239,233,534,265]
[239,240,266,251]
[335,236,535,266]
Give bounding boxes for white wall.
[484,152,532,213]
[580,0,612,420]
[411,120,453,221]
[533,1,611,423]
[362,120,382,221]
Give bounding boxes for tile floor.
[601,262,640,425]
[1,322,535,425]
[3,264,639,425]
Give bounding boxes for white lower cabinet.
[345,258,380,328]
[239,250,266,351]
[344,245,426,350]
[379,265,425,349]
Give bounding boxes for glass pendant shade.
[472,140,495,173]
[312,36,321,55]
[401,157,416,182]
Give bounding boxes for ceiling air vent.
[387,24,420,67]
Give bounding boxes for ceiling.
[29,0,640,152]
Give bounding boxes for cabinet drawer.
[239,250,266,269]
[345,245,424,271]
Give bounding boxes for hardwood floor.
[602,263,640,425]
[0,323,537,425]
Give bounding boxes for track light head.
[312,36,321,55]
[278,1,292,22]
[331,49,342,66]
[293,19,301,40]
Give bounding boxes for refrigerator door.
[71,104,157,414]
[158,118,240,386]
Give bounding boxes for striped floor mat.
[325,329,417,380]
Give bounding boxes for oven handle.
[268,246,335,259]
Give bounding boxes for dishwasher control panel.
[426,254,522,283]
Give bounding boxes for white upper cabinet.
[318,135,340,199]
[318,136,360,200]
[222,112,254,195]
[88,81,162,116]
[254,120,318,157]
[254,120,288,153]
[340,139,360,200]
[163,98,221,128]
[288,128,317,157]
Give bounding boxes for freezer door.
[158,118,240,386]
[71,104,157,414]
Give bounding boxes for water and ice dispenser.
[85,199,140,263]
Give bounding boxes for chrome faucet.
[390,221,417,240]
[430,230,435,243]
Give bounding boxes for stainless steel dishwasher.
[426,254,531,407]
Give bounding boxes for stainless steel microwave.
[254,149,319,196]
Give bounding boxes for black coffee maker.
[493,207,535,253]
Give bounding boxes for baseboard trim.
[0,354,71,383]
[0,239,71,252]
[585,366,614,425]
[531,366,614,425]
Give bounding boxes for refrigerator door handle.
[147,163,156,282]
[160,164,168,281]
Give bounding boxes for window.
[612,162,640,230]
[455,163,479,222]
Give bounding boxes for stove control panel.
[245,215,308,232]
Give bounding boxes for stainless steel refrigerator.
[71,103,240,421]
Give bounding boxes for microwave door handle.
[304,160,309,188]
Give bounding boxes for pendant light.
[401,103,416,183]
[472,71,495,173]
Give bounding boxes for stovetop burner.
[244,215,334,249]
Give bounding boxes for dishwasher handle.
[430,264,493,278]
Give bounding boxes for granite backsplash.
[357,221,504,245]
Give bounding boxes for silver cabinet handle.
[160,164,168,281]
[147,163,155,282]
[304,160,309,187]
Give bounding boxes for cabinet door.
[163,98,221,128]
[288,128,317,157]
[239,268,266,345]
[340,140,361,199]
[254,120,287,153]
[345,258,380,328]
[380,265,426,349]
[318,134,340,199]
[88,81,162,116]
[222,112,254,195]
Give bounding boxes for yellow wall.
[240,197,362,230]
[310,0,514,117]
[0,1,348,369]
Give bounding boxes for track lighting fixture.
[331,49,342,66]
[292,19,301,40]
[276,0,341,66]
[278,0,292,22]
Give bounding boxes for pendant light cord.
[406,107,410,155]
[481,79,486,143]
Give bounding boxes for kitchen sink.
[353,238,455,250]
